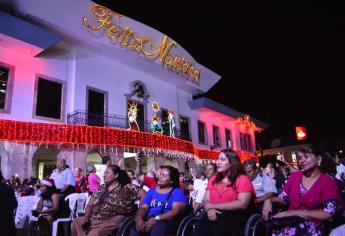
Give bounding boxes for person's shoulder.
[321,172,338,184]
[146,188,157,194]
[237,174,251,183]
[124,183,138,191]
[287,170,302,180]
[208,175,216,183]
[173,187,185,194]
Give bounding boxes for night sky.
[94,0,345,149]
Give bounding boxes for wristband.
[303,209,309,220]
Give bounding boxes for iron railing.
[67,110,191,141]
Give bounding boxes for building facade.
[0,0,267,179]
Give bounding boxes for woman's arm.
[206,192,252,211]
[274,209,333,221]
[42,194,60,214]
[143,202,186,232]
[135,204,149,232]
[156,202,186,221]
[262,196,286,220]
[35,197,44,212]
[202,190,211,209]
[83,196,95,221]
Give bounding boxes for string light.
[0,119,256,162]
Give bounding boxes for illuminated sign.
[83,4,200,84]
[295,126,307,140]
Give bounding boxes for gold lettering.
[164,54,174,67]
[158,36,177,62]
[83,4,112,30]
[117,27,131,43]
[182,62,190,73]
[84,3,201,84]
[107,25,121,39]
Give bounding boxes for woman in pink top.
[262,145,342,236]
[196,148,256,236]
[87,164,100,194]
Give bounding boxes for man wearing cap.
[50,159,75,197]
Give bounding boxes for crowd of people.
[1,145,345,236]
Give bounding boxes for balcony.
[67,110,191,141]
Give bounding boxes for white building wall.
[0,46,68,123]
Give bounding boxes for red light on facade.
[295,126,307,140]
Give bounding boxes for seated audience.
[72,165,138,236]
[132,165,187,236]
[243,160,277,210]
[262,144,342,236]
[196,149,255,236]
[32,178,71,236]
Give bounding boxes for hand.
[143,218,157,232]
[135,217,145,232]
[81,220,91,232]
[262,199,272,221]
[204,202,214,212]
[207,208,221,221]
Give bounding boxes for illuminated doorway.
[32,148,58,180]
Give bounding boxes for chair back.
[65,193,80,213]
[76,193,88,215]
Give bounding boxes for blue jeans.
[130,220,177,236]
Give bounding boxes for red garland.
[0,119,256,162]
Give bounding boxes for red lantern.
[295,126,307,141]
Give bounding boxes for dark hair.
[320,152,337,176]
[107,165,131,187]
[243,160,257,169]
[0,170,4,183]
[215,148,245,186]
[298,144,324,157]
[102,156,111,165]
[40,184,58,200]
[127,169,135,176]
[160,165,180,188]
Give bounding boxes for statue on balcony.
[151,115,163,134]
[128,102,140,131]
[168,109,176,137]
[151,101,163,134]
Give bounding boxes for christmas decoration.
[151,101,163,134]
[167,108,176,137]
[128,101,140,131]
[0,119,257,162]
[237,115,256,129]
[151,116,163,134]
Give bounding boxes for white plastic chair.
[51,213,72,236]
[75,193,88,218]
[29,195,73,236]
[65,193,80,213]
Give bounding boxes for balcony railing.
[67,110,191,141]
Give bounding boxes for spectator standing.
[74,168,87,193]
[0,170,17,236]
[50,159,75,197]
[87,164,100,194]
